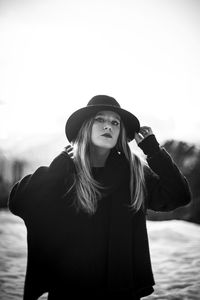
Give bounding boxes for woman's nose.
[104,123,112,131]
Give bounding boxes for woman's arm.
[8,148,74,218]
[135,128,191,211]
[8,167,47,218]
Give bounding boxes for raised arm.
[135,127,191,211]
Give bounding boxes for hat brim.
[65,105,140,142]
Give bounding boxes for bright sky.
[0,0,200,159]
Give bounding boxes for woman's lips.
[101,133,112,138]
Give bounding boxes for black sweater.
[8,135,191,299]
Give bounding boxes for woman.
[9,95,191,300]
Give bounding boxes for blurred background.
[0,0,200,299]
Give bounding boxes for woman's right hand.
[135,126,154,145]
[64,145,74,159]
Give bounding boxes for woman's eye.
[112,120,120,126]
[95,117,104,123]
[94,117,120,126]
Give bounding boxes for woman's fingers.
[64,145,74,158]
[135,126,153,144]
[65,145,73,151]
[139,126,153,137]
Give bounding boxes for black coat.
[8,135,191,299]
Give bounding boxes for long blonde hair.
[117,123,147,211]
[71,116,146,214]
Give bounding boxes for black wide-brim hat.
[65,95,140,142]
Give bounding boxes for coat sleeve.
[8,151,73,219]
[139,135,191,211]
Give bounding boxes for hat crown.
[87,95,121,108]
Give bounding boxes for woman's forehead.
[95,110,120,120]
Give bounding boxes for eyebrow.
[95,112,121,121]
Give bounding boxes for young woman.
[9,95,191,300]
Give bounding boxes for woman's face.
[91,110,121,150]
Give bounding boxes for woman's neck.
[90,146,110,167]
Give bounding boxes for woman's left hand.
[135,126,154,145]
[64,145,74,159]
